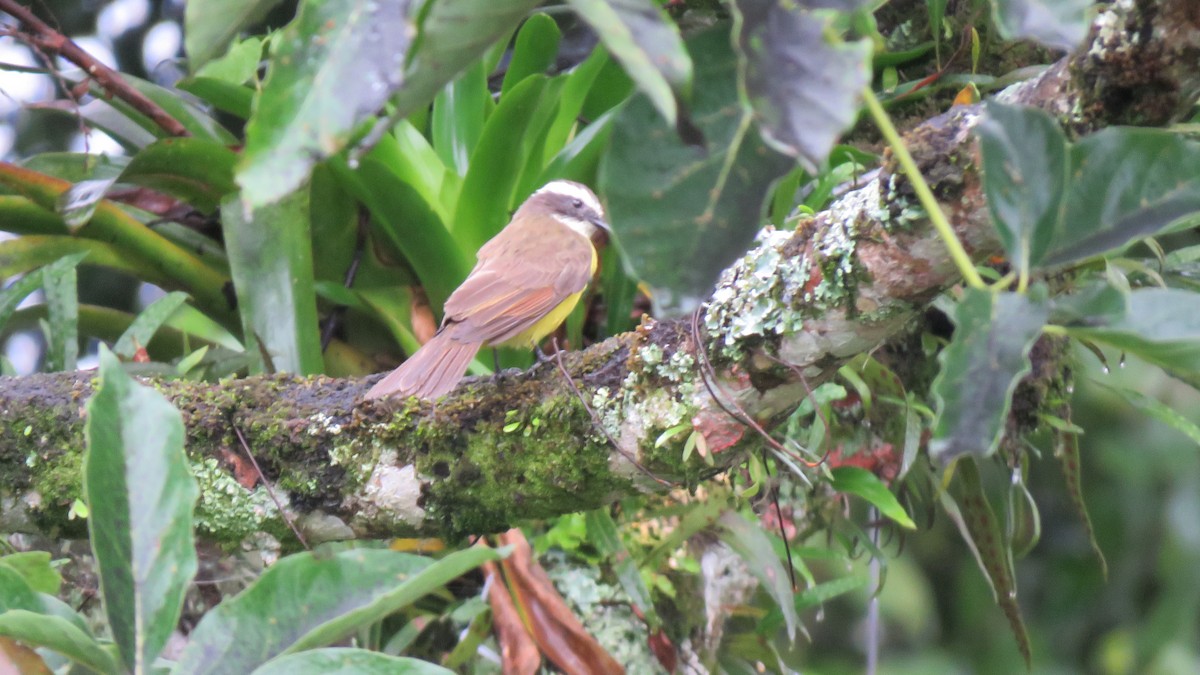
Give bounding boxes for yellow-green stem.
[861,88,986,289]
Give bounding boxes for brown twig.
[233,424,310,550]
[547,338,673,487]
[0,0,190,137]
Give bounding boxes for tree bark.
[1,0,1197,545]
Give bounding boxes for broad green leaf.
[178,76,256,119]
[1067,288,1200,387]
[716,510,800,641]
[85,347,199,673]
[66,69,237,143]
[194,36,265,84]
[585,509,660,628]
[948,459,1032,668]
[976,102,1068,275]
[1045,128,1200,267]
[0,196,70,236]
[829,466,916,529]
[113,292,192,359]
[454,75,551,252]
[390,0,542,122]
[250,648,454,675]
[40,253,86,372]
[601,27,793,316]
[730,0,871,171]
[120,138,239,213]
[185,0,282,72]
[0,611,120,675]
[237,0,415,208]
[176,547,500,674]
[990,0,1091,52]
[542,48,610,165]
[372,121,453,221]
[0,565,91,636]
[501,13,561,96]
[0,552,61,595]
[566,0,691,127]
[930,289,1048,463]
[219,188,323,374]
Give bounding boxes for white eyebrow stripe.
[537,180,604,216]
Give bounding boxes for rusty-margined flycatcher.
[364,180,609,401]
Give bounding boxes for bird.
[364,180,610,401]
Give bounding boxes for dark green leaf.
[85,347,199,673]
[250,648,454,675]
[730,0,871,170]
[41,253,85,372]
[178,76,256,118]
[1045,128,1200,266]
[990,0,1091,52]
[0,238,156,286]
[716,510,800,641]
[120,138,239,213]
[390,0,542,122]
[0,611,120,675]
[501,13,561,96]
[566,0,691,126]
[976,102,1068,274]
[194,36,265,84]
[829,466,916,529]
[0,552,61,595]
[219,188,323,374]
[601,28,794,315]
[1067,288,1200,387]
[113,292,192,359]
[176,547,500,674]
[67,70,237,143]
[237,0,414,208]
[185,0,283,72]
[930,288,1049,463]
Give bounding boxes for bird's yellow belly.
[497,289,585,349]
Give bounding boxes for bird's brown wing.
[442,216,594,345]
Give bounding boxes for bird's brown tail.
[364,330,480,401]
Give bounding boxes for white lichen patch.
[309,411,343,436]
[359,454,425,529]
[704,227,810,355]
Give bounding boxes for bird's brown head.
[520,180,610,246]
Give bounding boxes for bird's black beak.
[590,216,612,246]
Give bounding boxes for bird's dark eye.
[571,199,584,209]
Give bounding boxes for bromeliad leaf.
[601,28,793,316]
[976,101,1067,276]
[120,138,239,213]
[85,347,199,673]
[219,189,323,375]
[930,288,1049,463]
[237,0,414,208]
[113,291,191,360]
[829,466,916,529]
[730,0,872,171]
[566,0,692,128]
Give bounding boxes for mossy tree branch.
[1,0,1197,546]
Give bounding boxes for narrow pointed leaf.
[237,0,414,208]
[716,510,800,641]
[185,0,283,72]
[40,253,88,372]
[113,292,192,359]
[930,289,1048,463]
[829,466,916,529]
[85,347,199,673]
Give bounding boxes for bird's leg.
[492,348,502,374]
